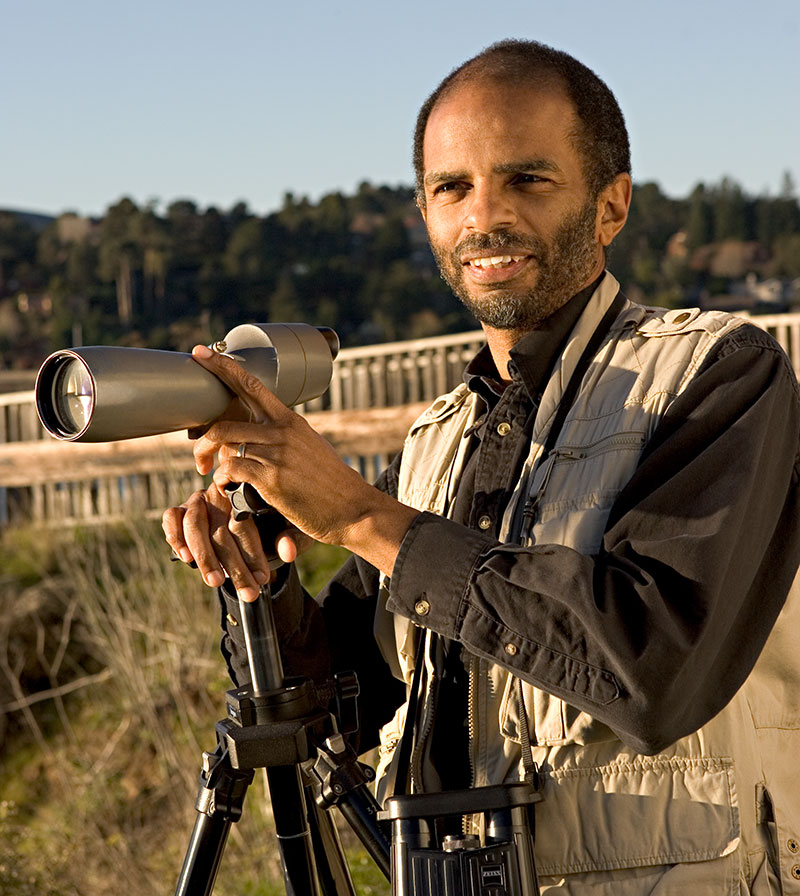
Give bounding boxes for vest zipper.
[410,664,437,793]
[521,449,562,535]
[467,652,477,789]
[465,652,481,836]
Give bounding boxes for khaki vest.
[377,274,800,894]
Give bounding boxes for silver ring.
[236,443,247,459]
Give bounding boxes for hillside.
[2,177,799,373]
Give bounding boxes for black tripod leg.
[267,764,321,896]
[175,744,254,896]
[174,812,232,896]
[306,793,356,896]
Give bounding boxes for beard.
[430,199,600,331]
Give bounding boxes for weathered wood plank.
[0,403,429,487]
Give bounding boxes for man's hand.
[177,344,418,585]
[161,483,274,602]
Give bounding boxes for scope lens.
[52,357,94,434]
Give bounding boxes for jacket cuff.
[387,511,495,640]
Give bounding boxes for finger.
[276,529,315,563]
[192,426,240,477]
[188,397,253,440]
[184,492,265,599]
[276,533,298,564]
[162,504,195,564]
[227,515,272,585]
[179,493,226,588]
[211,457,265,498]
[191,344,291,424]
[192,422,268,476]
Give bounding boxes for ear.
[596,173,632,247]
[416,193,427,223]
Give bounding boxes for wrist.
[340,492,420,578]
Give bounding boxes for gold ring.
[236,443,247,459]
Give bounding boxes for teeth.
[470,255,524,268]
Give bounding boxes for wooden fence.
[2,314,800,528]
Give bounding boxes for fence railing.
[3,313,800,527]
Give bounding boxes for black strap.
[516,677,540,790]
[541,291,626,457]
[383,628,424,799]
[517,290,626,774]
[519,291,626,536]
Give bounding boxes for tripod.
[173,484,541,894]
[173,584,391,896]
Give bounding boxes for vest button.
[792,865,800,880]
[497,422,512,436]
[478,515,492,530]
[505,643,519,656]
[789,839,799,853]
[414,599,431,616]
[673,311,691,324]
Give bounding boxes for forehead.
[423,78,582,176]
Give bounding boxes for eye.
[432,180,469,198]
[512,173,548,186]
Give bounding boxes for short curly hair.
[413,39,631,203]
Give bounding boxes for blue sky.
[3,0,798,218]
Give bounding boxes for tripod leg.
[175,744,254,896]
[174,812,232,896]
[267,765,322,896]
[306,794,356,896]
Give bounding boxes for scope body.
[35,323,339,442]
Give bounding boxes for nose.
[463,181,517,233]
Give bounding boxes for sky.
[3,0,798,220]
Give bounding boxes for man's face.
[419,79,605,332]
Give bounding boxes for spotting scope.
[35,323,339,442]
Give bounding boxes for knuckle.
[241,371,263,394]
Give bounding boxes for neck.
[482,326,525,382]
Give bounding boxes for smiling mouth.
[466,254,528,270]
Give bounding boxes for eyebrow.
[424,158,563,187]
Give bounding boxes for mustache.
[453,231,545,258]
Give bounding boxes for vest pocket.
[500,677,622,748]
[527,432,647,552]
[533,755,740,878]
[499,673,565,745]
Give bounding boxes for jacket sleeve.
[386,326,800,755]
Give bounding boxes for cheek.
[424,205,462,243]
[426,223,457,262]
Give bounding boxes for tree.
[684,185,714,249]
[97,197,143,324]
[712,177,748,242]
[770,234,800,279]
[0,213,38,295]
[371,215,411,266]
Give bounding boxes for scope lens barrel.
[37,352,95,439]
[35,324,339,442]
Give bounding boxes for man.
[163,40,800,894]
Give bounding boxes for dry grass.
[0,519,382,895]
